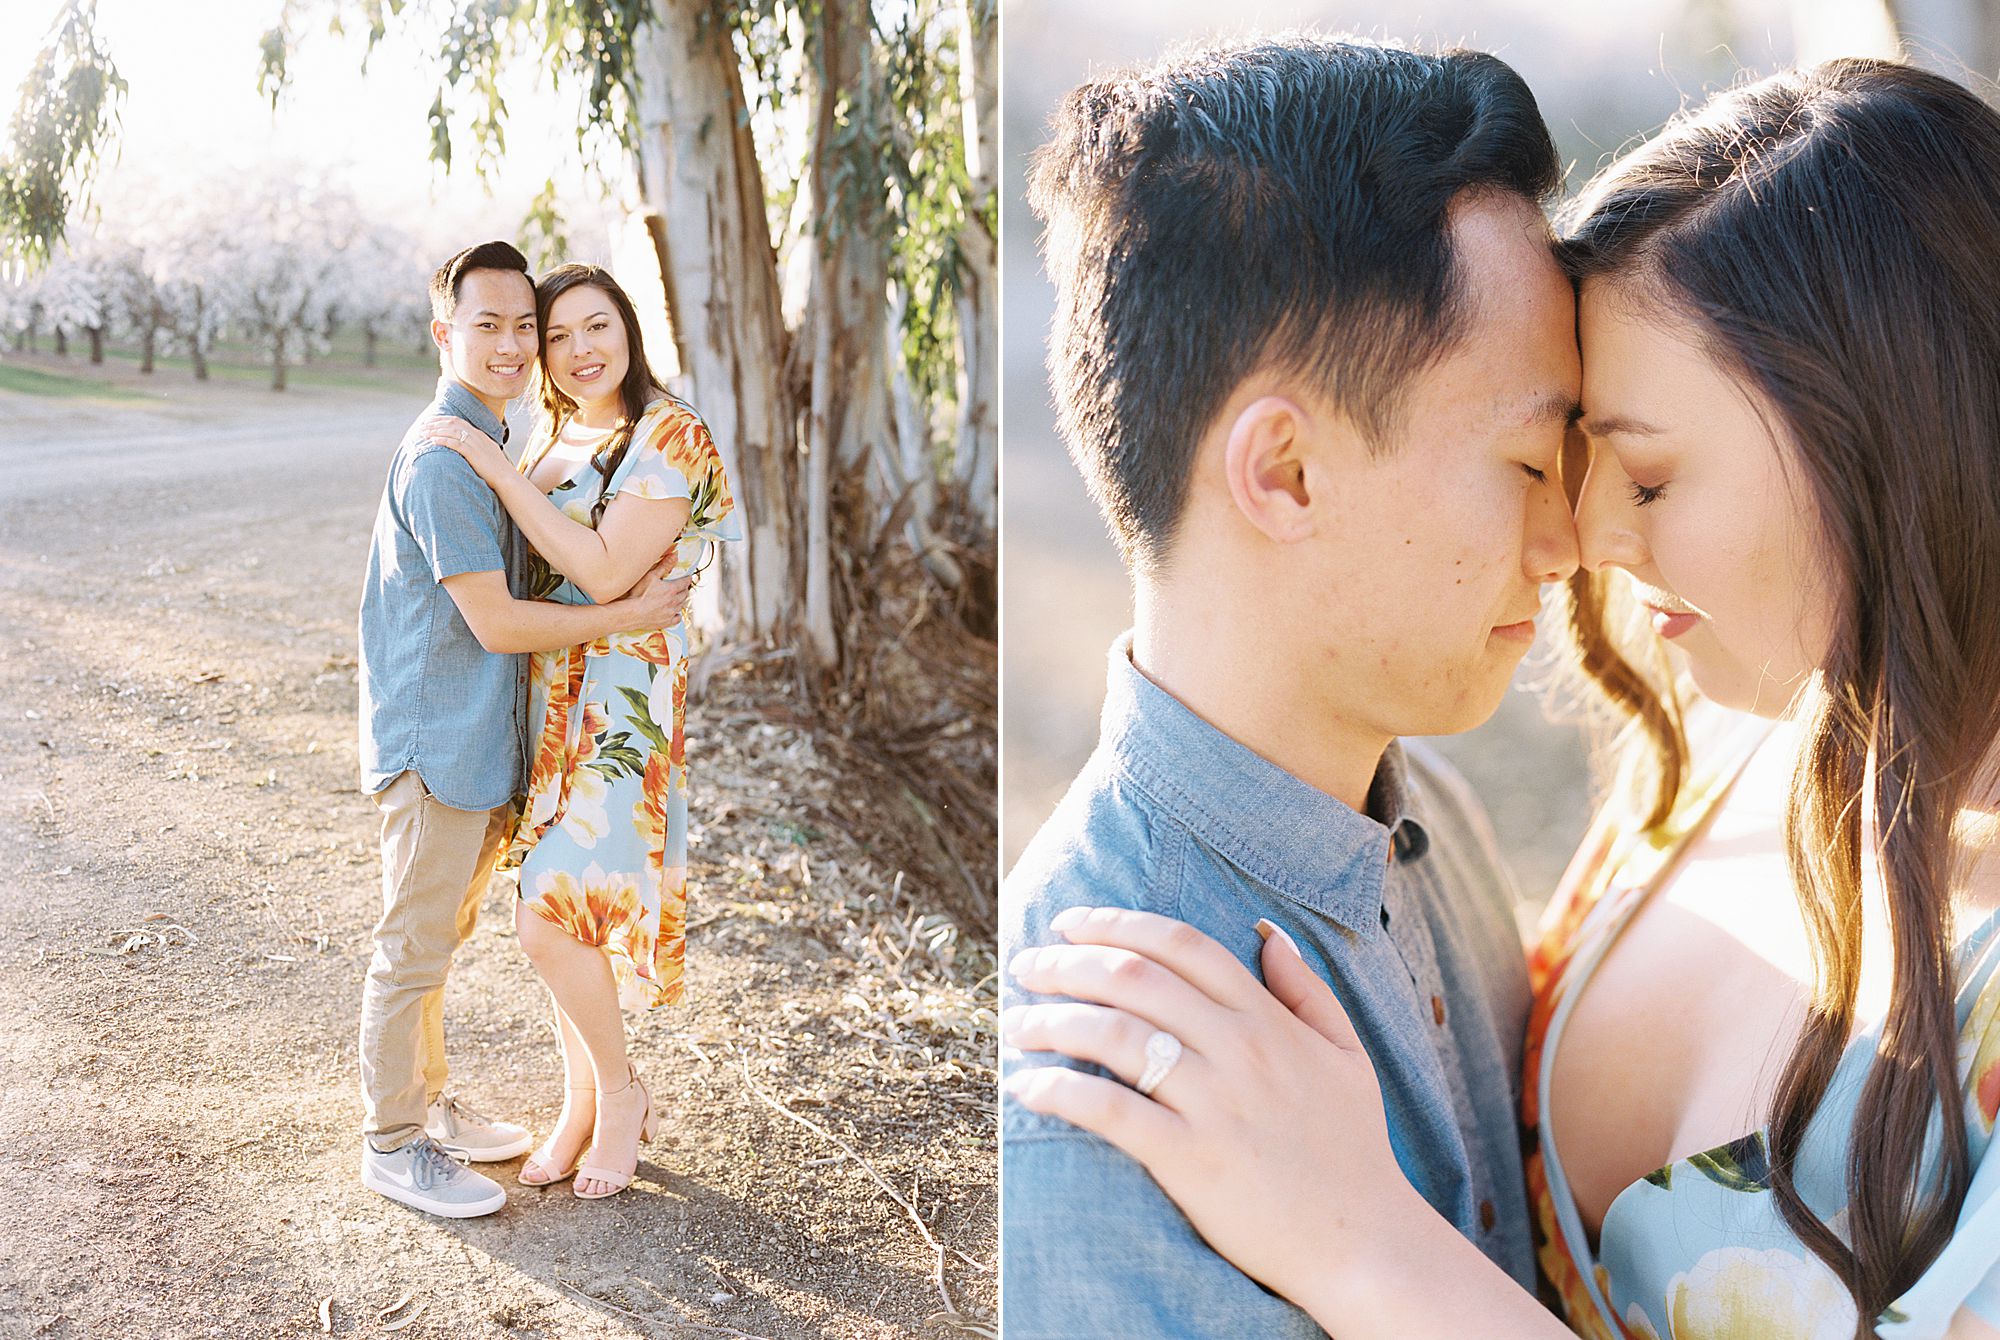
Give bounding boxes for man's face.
[433,268,537,404]
[1286,191,1581,739]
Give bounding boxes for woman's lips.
[1492,618,1537,643]
[571,363,606,383]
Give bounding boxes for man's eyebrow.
[466,309,537,322]
[1580,414,1663,437]
[1501,390,1582,427]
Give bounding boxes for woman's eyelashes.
[547,323,608,348]
[1521,463,1550,484]
[1628,480,1668,507]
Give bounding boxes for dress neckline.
[1598,897,2000,1243]
[1538,704,2000,1334]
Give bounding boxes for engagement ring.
[1135,1029,1183,1096]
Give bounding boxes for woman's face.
[540,284,630,408]
[1572,278,1835,717]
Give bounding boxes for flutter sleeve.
[608,395,743,578]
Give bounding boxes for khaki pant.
[359,770,514,1149]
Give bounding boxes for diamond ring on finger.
[1135,1029,1183,1097]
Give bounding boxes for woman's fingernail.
[1009,947,1041,977]
[1254,918,1301,956]
[1049,907,1086,932]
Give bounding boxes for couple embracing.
[355,241,738,1217]
[1004,35,2000,1340]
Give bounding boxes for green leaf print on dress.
[1686,1132,1771,1194]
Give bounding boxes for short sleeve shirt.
[356,378,530,811]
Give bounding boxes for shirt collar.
[435,377,510,446]
[1100,631,1425,932]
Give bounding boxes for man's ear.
[1221,395,1318,544]
[431,317,451,356]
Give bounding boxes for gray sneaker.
[425,1094,534,1162]
[361,1134,508,1218]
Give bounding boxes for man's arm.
[440,568,688,656]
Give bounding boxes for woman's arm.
[441,566,689,655]
[1005,908,1572,1340]
[421,417,691,605]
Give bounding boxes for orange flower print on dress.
[528,864,644,948]
[1961,971,2000,1134]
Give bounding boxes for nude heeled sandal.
[518,1084,596,1187]
[572,1069,658,1200]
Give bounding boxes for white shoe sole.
[433,1131,536,1162]
[360,1161,507,1218]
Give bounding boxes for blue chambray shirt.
[1002,634,1536,1338]
[357,378,530,812]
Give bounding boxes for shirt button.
[1480,1200,1496,1232]
[1431,994,1446,1026]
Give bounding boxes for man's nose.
[1526,473,1580,585]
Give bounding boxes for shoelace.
[434,1095,495,1136]
[403,1135,471,1192]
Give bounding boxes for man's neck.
[448,376,509,424]
[1132,581,1390,816]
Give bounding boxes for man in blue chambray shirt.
[1002,38,1583,1335]
[355,241,689,1218]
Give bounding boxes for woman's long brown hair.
[1557,59,2000,1334]
[533,263,669,526]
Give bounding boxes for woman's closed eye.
[1628,481,1668,506]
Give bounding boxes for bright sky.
[0,0,620,252]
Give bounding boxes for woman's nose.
[1573,450,1646,574]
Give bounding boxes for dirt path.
[0,361,996,1340]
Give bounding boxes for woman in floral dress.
[426,262,738,1199]
[1003,60,2000,1338]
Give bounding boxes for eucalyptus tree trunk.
[628,1,798,649]
[890,287,964,589]
[952,0,998,527]
[797,0,900,672]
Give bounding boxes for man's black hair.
[1029,35,1561,570]
[428,239,532,322]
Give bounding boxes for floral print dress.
[1525,707,2000,1340]
[501,394,739,1009]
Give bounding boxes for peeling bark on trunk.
[952,0,998,527]
[629,1,797,646]
[952,215,996,524]
[891,296,965,590]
